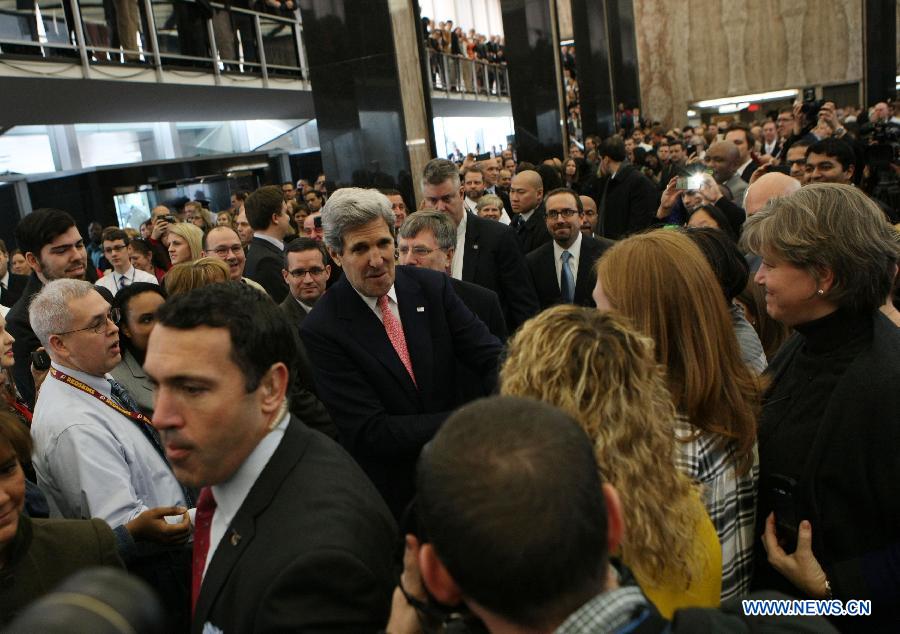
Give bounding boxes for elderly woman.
[475,194,504,222]
[164,222,203,266]
[501,307,722,617]
[743,184,900,625]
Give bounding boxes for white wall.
[419,0,504,36]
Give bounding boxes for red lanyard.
[49,367,152,426]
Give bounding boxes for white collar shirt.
[95,265,158,296]
[451,212,468,280]
[553,231,582,288]
[253,232,284,251]
[352,283,400,323]
[0,270,8,290]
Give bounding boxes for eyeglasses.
[287,267,326,278]
[546,208,581,219]
[103,244,127,254]
[212,245,244,257]
[398,246,441,257]
[55,308,121,336]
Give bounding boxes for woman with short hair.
[742,183,900,625]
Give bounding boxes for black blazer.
[244,236,288,303]
[279,293,309,326]
[593,164,659,240]
[1,273,27,308]
[526,235,614,310]
[739,159,761,183]
[451,278,508,342]
[300,266,503,518]
[193,417,397,634]
[461,212,539,333]
[514,204,553,254]
[7,274,44,407]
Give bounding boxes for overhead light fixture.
[694,89,798,109]
[560,39,574,46]
[718,102,750,114]
[686,109,697,117]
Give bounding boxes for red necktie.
[377,295,416,386]
[191,487,217,614]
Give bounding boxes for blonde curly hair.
[500,306,701,588]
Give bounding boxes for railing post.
[295,24,308,80]
[254,13,268,86]
[141,0,164,81]
[482,61,489,97]
[206,17,221,83]
[67,0,90,77]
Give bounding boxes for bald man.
[509,170,552,253]
[579,195,599,237]
[706,141,748,207]
[743,172,801,216]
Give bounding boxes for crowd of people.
[0,92,898,633]
[423,17,506,94]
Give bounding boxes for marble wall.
[632,0,864,127]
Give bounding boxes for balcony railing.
[0,0,307,86]
[427,49,509,99]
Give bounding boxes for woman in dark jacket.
[743,183,900,632]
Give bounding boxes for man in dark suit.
[0,239,28,308]
[421,158,539,332]
[300,188,503,519]
[243,185,292,303]
[725,123,760,183]
[397,210,507,342]
[7,209,97,407]
[479,157,513,215]
[279,238,331,327]
[591,137,659,240]
[509,169,552,254]
[146,281,396,633]
[527,189,614,310]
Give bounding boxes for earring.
[816,289,825,296]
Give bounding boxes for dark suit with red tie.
[300,266,503,518]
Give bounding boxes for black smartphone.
[160,215,176,224]
[31,350,51,371]
[770,474,800,552]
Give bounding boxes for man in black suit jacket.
[243,185,292,303]
[527,189,614,310]
[0,268,27,309]
[397,210,507,342]
[591,137,659,240]
[301,188,503,518]
[422,159,539,332]
[145,282,396,633]
[510,169,552,254]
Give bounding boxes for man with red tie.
[145,281,396,633]
[300,188,503,519]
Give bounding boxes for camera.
[800,99,824,121]
[30,350,51,371]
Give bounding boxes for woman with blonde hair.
[594,230,764,601]
[164,257,229,297]
[164,222,203,266]
[500,306,722,617]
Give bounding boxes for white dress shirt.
[553,232,582,288]
[451,212,468,280]
[736,158,754,177]
[0,270,8,291]
[352,284,400,323]
[31,362,186,527]
[95,265,158,297]
[202,412,289,579]
[763,140,778,155]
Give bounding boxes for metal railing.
[426,49,509,98]
[0,0,308,85]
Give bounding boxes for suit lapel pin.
[416,307,425,312]
[230,530,242,546]
[473,244,479,250]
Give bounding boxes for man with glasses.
[29,279,189,531]
[95,228,158,297]
[397,211,507,341]
[526,189,613,310]
[202,226,266,294]
[6,208,98,407]
[280,238,331,326]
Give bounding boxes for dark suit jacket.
[244,236,288,303]
[300,266,503,518]
[279,293,310,326]
[1,273,27,308]
[739,159,761,183]
[514,204,553,254]
[526,235,614,310]
[7,274,44,407]
[450,278,507,342]
[461,212,539,333]
[193,417,397,633]
[593,164,659,240]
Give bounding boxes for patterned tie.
[108,378,141,413]
[191,487,217,614]
[117,275,129,290]
[377,295,416,386]
[560,250,575,303]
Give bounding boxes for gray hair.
[321,187,395,254]
[422,158,461,190]
[741,183,900,313]
[476,194,504,212]
[399,211,456,250]
[29,279,97,347]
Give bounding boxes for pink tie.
[377,295,417,386]
[192,487,217,614]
